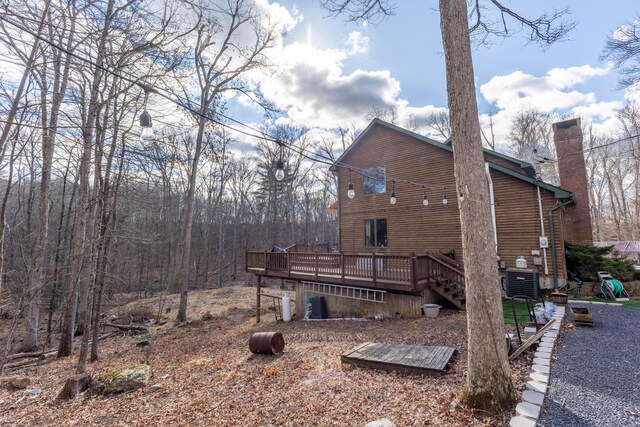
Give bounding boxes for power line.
[544,133,640,162]
[0,12,452,193]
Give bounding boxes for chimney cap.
[554,118,580,130]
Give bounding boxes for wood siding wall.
[338,124,567,288]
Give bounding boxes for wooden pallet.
[341,342,456,375]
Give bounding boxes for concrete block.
[522,390,545,406]
[532,357,551,366]
[510,416,536,427]
[531,364,550,374]
[526,380,547,394]
[516,402,541,419]
[536,346,552,353]
[534,352,550,360]
[529,372,549,383]
[535,351,551,359]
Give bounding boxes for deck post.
[410,252,417,289]
[264,250,268,272]
[341,252,345,283]
[287,251,291,274]
[256,275,262,324]
[372,252,377,287]
[315,252,319,279]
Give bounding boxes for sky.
[1,1,638,157]
[229,0,640,153]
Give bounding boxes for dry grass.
[0,284,534,426]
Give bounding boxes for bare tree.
[175,0,276,322]
[424,109,451,140]
[602,15,640,88]
[508,109,558,183]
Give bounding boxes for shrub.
[565,242,636,281]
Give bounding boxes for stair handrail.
[427,253,465,276]
[428,252,464,272]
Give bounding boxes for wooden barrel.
[249,332,285,354]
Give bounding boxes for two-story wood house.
[247,119,576,318]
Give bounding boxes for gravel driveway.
[537,304,640,427]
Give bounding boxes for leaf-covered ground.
[0,284,534,426]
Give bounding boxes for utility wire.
[0,12,450,192]
[542,133,640,162]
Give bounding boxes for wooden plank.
[508,319,556,361]
[341,342,456,375]
[418,345,442,369]
[341,342,371,358]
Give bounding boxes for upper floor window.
[363,165,386,195]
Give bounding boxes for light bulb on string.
[139,86,154,141]
[423,191,429,206]
[442,189,448,205]
[347,182,355,199]
[390,181,396,205]
[274,140,285,181]
[347,169,355,199]
[275,159,285,181]
[458,184,468,202]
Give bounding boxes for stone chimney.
[552,118,593,245]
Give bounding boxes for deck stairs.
[426,254,466,310]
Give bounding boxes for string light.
[347,168,355,199]
[139,86,153,141]
[389,181,397,205]
[442,189,448,205]
[275,140,285,181]
[458,184,469,202]
[422,187,429,206]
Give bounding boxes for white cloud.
[480,65,610,113]
[346,31,369,55]
[612,18,640,42]
[252,38,401,128]
[479,65,616,146]
[624,82,640,104]
[254,0,303,34]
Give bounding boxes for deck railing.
[285,242,331,253]
[246,250,464,293]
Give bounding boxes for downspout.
[336,169,341,251]
[536,186,549,275]
[549,198,574,289]
[485,163,498,252]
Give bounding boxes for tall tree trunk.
[24,8,75,351]
[440,0,515,410]
[58,0,115,358]
[177,122,206,322]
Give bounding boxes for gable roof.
[443,136,536,177]
[331,118,572,200]
[487,162,572,199]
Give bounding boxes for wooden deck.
[245,251,466,308]
[341,342,456,375]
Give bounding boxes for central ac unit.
[505,269,540,298]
